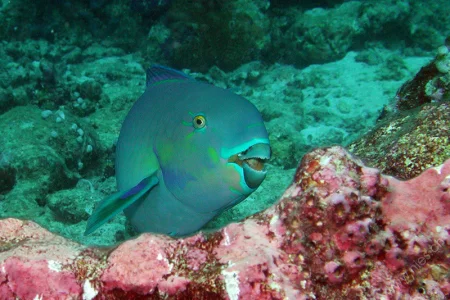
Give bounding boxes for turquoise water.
[0,0,448,246]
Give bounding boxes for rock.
[46,188,95,224]
[394,38,450,111]
[0,146,448,299]
[0,106,103,220]
[279,2,366,66]
[169,0,270,72]
[349,103,450,180]
[349,40,450,180]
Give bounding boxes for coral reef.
[0,0,448,265]
[1,0,449,72]
[349,103,450,180]
[1,147,449,298]
[0,0,148,50]
[168,0,270,72]
[0,105,102,224]
[268,0,450,67]
[271,1,368,66]
[350,40,450,180]
[1,31,424,245]
[395,37,450,111]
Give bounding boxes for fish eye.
[193,115,206,129]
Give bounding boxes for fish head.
[155,81,271,214]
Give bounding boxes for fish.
[84,65,271,237]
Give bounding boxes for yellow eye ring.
[193,115,206,129]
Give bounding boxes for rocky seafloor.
[1,146,449,299]
[0,0,450,298]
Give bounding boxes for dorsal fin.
[146,64,191,87]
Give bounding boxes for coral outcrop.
[1,146,449,299]
[395,37,450,111]
[350,39,450,180]
[349,102,450,180]
[269,1,450,67]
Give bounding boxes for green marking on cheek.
[207,147,219,164]
[185,127,206,141]
[185,131,195,140]
[158,143,175,165]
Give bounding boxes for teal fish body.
[85,65,270,237]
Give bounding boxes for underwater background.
[0,0,449,248]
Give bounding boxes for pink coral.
[0,146,449,299]
[382,161,450,231]
[324,261,344,283]
[342,251,365,272]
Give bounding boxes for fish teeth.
[243,158,265,171]
[238,152,270,161]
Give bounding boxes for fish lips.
[227,143,271,189]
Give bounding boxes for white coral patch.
[222,269,240,300]
[47,260,62,272]
[82,280,98,300]
[223,228,231,246]
[433,164,444,174]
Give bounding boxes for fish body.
[85,65,270,237]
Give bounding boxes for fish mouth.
[227,143,271,189]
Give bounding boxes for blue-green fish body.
[85,65,270,237]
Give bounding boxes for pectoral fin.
[84,173,159,235]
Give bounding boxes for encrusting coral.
[0,146,448,299]
[350,39,450,180]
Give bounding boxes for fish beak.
[228,143,271,189]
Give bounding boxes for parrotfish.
[85,65,271,237]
